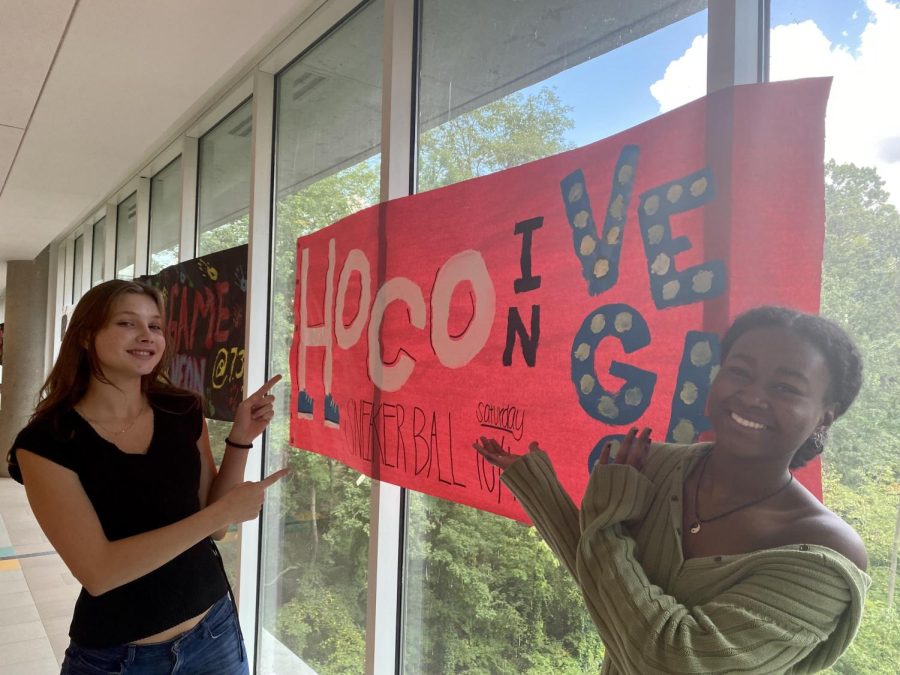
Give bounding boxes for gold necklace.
[688,451,794,535]
[81,405,147,436]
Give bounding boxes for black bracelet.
[225,437,253,449]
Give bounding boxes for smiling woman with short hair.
[475,306,869,674]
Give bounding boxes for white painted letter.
[335,249,371,349]
[431,250,495,368]
[297,239,335,397]
[368,277,426,392]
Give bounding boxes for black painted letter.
[513,217,543,294]
[503,305,540,367]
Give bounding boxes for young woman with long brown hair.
[7,279,288,674]
[475,306,870,674]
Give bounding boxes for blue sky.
[538,9,708,148]
[524,2,872,150]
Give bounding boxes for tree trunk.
[328,460,335,513]
[888,493,900,609]
[311,483,319,565]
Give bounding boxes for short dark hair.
[720,306,863,467]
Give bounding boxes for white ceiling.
[0,0,316,301]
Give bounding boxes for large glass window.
[115,193,137,280]
[72,235,84,303]
[770,2,900,671]
[148,157,182,274]
[91,217,106,286]
[197,99,252,257]
[259,2,384,672]
[196,103,254,583]
[196,101,253,581]
[404,1,708,672]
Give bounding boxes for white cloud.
[648,34,707,114]
[649,0,900,208]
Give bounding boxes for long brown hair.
[32,279,192,426]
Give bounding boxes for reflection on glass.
[771,2,900,670]
[115,193,137,280]
[72,235,84,303]
[406,1,707,672]
[149,157,182,274]
[197,99,252,257]
[91,218,106,286]
[260,1,383,672]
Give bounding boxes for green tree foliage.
[404,495,603,674]
[198,215,250,257]
[819,160,900,673]
[418,88,575,191]
[821,469,900,674]
[821,160,900,486]
[271,467,371,673]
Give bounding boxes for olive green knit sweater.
[500,442,870,674]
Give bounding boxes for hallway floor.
[0,477,78,674]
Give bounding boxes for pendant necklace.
[688,451,794,535]
[81,405,147,437]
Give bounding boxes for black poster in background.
[0,322,4,366]
[140,245,248,421]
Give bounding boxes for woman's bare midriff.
[130,604,213,644]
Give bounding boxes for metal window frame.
[112,180,139,279]
[708,0,768,91]
[61,230,76,308]
[240,68,275,669]
[365,1,416,673]
[146,153,184,274]
[49,241,65,366]
[135,178,150,278]
[78,226,92,299]
[181,137,200,259]
[86,209,106,287]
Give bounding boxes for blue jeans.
[60,594,248,674]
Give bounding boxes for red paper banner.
[290,79,830,521]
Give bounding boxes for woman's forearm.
[88,501,230,596]
[207,447,251,505]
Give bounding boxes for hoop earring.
[811,427,828,452]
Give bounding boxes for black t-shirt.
[7,392,229,647]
